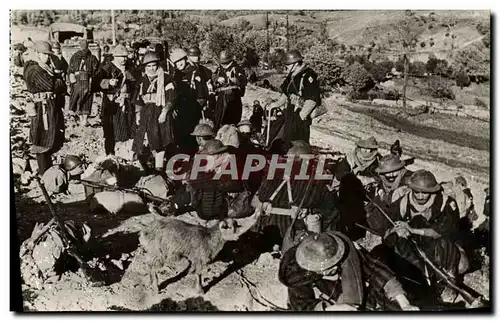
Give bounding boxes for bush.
[304,44,345,92]
[455,70,471,89]
[382,88,401,101]
[342,62,374,93]
[364,62,389,83]
[410,61,426,77]
[475,98,488,108]
[421,77,455,100]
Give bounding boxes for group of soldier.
[19,39,490,311]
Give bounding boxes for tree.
[452,43,489,77]
[391,10,427,110]
[342,62,374,93]
[304,44,345,92]
[409,61,426,77]
[364,61,388,83]
[456,70,471,89]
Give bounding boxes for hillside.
[11,10,490,61]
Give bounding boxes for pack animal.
[102,208,243,294]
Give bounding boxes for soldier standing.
[187,46,215,121]
[212,50,247,131]
[68,39,100,127]
[267,50,321,150]
[132,52,176,172]
[97,44,137,156]
[50,41,68,83]
[171,48,203,154]
[23,41,67,175]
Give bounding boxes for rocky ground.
[11,62,490,311]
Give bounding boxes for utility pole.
[266,11,270,54]
[286,13,289,51]
[111,9,116,46]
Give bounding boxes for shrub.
[304,44,345,92]
[342,62,374,93]
[410,61,427,77]
[382,88,401,101]
[475,98,488,108]
[364,62,389,83]
[455,70,471,89]
[421,77,455,100]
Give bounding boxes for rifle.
[81,179,168,204]
[35,176,104,285]
[365,194,481,305]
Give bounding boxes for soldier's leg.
[102,106,116,155]
[36,152,53,176]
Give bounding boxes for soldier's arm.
[358,248,411,309]
[299,72,321,119]
[164,78,176,113]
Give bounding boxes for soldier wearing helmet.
[212,50,247,131]
[22,41,67,175]
[381,169,468,295]
[132,51,176,173]
[170,48,204,153]
[68,38,100,127]
[50,41,68,82]
[190,123,215,151]
[267,49,321,152]
[96,44,138,156]
[187,46,215,120]
[278,231,419,311]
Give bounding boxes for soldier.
[186,139,244,221]
[365,154,414,237]
[50,41,68,83]
[97,44,137,156]
[266,49,321,150]
[381,170,468,294]
[132,52,176,173]
[279,231,419,311]
[249,100,265,135]
[68,39,100,127]
[23,41,67,175]
[252,141,334,250]
[346,136,381,178]
[212,50,247,131]
[190,123,215,151]
[171,48,204,154]
[187,46,214,121]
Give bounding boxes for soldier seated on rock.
[278,231,419,311]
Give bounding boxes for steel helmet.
[285,49,303,65]
[356,136,379,149]
[51,41,61,50]
[64,155,82,172]
[376,154,406,174]
[34,41,52,54]
[286,140,314,159]
[191,124,215,137]
[219,50,233,64]
[112,44,128,57]
[408,169,441,193]
[200,139,228,155]
[170,48,187,63]
[295,233,347,273]
[188,46,201,57]
[142,52,160,66]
